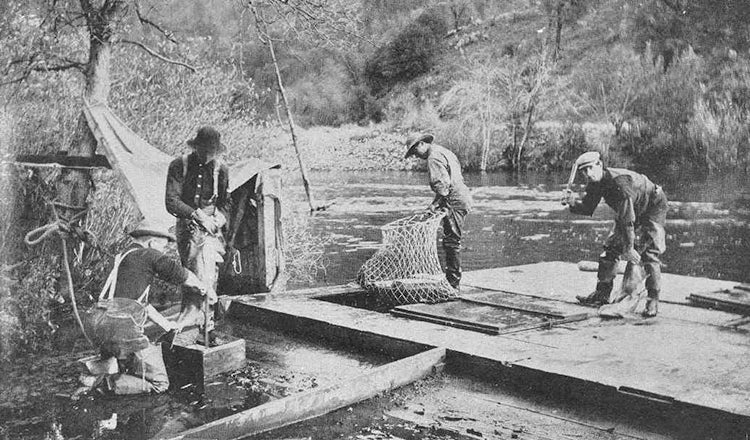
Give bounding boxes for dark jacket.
[165,153,230,219]
[114,245,188,300]
[569,168,660,225]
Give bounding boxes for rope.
[24,201,95,348]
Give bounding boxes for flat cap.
[129,219,176,242]
[575,151,601,169]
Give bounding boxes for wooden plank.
[392,301,558,335]
[391,309,499,335]
[497,313,589,335]
[688,290,750,315]
[14,153,111,168]
[463,262,739,307]
[163,347,446,440]
[229,286,750,419]
[460,290,590,319]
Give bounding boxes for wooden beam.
[13,154,111,168]
[162,347,446,440]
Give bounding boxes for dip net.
[357,211,458,305]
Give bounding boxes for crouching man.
[563,151,668,318]
[82,220,214,395]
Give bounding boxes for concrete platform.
[224,262,750,435]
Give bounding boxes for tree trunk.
[61,23,113,219]
[54,0,121,305]
[516,104,536,171]
[267,35,316,212]
[554,1,564,60]
[480,75,491,172]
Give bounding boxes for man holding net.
[405,133,473,290]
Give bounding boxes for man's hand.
[192,209,219,233]
[213,211,227,229]
[426,204,438,213]
[561,189,577,206]
[622,247,641,264]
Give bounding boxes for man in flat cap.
[405,133,473,290]
[166,126,230,344]
[81,220,214,395]
[563,151,668,317]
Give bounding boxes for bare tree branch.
[118,39,197,72]
[133,0,178,44]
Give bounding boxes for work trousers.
[112,343,169,395]
[597,189,668,300]
[176,219,225,330]
[442,208,468,289]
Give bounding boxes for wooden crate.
[162,330,246,393]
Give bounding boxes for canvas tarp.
[82,102,280,231]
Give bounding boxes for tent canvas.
[83,102,280,230]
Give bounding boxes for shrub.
[287,62,351,127]
[611,49,705,176]
[0,256,60,361]
[348,85,385,125]
[364,9,448,95]
[689,56,750,173]
[526,122,590,171]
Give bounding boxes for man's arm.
[427,155,450,210]
[152,253,216,302]
[568,185,602,216]
[615,194,640,263]
[213,164,231,228]
[165,159,195,218]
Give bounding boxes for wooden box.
[162,329,246,393]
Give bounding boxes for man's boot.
[643,262,661,318]
[576,281,612,306]
[577,257,618,305]
[444,248,461,291]
[643,297,658,318]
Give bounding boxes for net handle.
[381,210,446,231]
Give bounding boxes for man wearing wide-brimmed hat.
[80,219,214,395]
[405,133,473,290]
[563,151,668,318]
[165,126,230,345]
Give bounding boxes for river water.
[287,170,750,286]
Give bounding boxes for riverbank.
[228,123,414,173]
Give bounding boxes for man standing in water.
[166,126,230,345]
[405,133,472,290]
[563,151,668,317]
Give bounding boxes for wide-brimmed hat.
[187,126,227,153]
[575,151,601,170]
[404,133,434,158]
[129,219,176,242]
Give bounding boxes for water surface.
[287,170,750,286]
